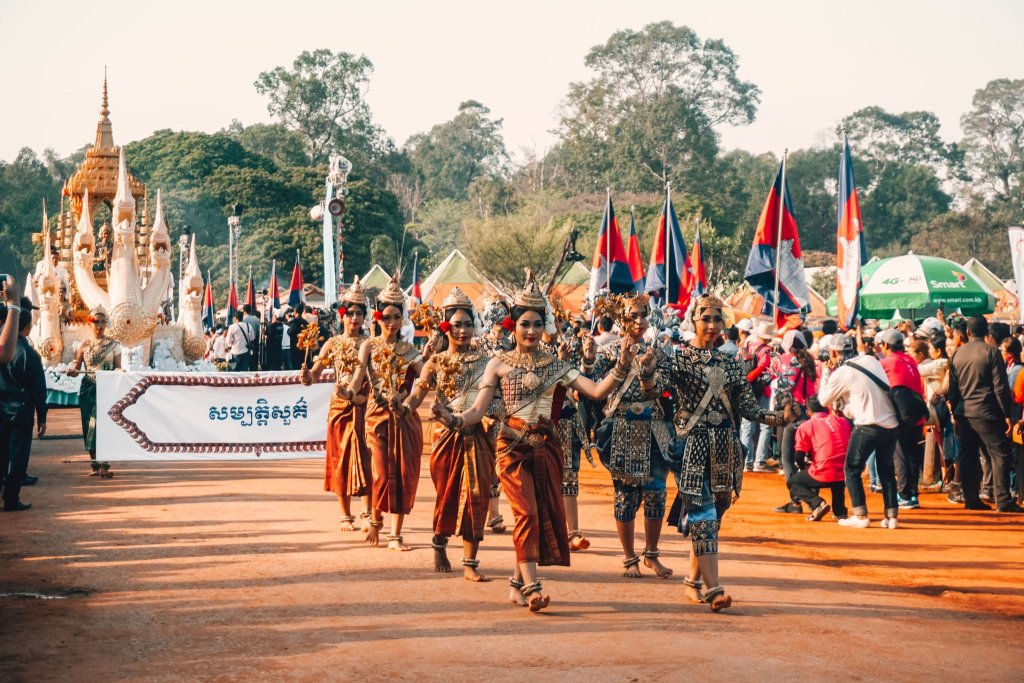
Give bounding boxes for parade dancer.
[301,278,371,531]
[66,305,120,478]
[346,274,425,551]
[477,297,513,534]
[663,294,792,612]
[588,293,673,578]
[434,270,654,612]
[405,288,496,581]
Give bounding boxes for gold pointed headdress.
[513,269,546,310]
[377,272,405,307]
[342,276,368,307]
[89,304,108,322]
[691,292,726,318]
[442,286,473,311]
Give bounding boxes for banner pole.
[665,182,672,305]
[772,150,788,327]
[606,187,611,293]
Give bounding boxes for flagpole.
[665,182,672,305]
[772,150,788,327]
[605,187,611,293]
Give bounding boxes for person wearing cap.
[772,329,820,514]
[739,321,775,472]
[819,332,901,528]
[877,328,927,510]
[0,297,46,511]
[735,318,754,354]
[947,316,1024,513]
[66,305,121,478]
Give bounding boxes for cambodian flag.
[836,137,867,330]
[226,281,239,324]
[687,225,708,297]
[244,268,256,312]
[268,261,281,310]
[287,252,305,308]
[588,193,634,300]
[201,273,214,331]
[410,251,422,304]
[743,162,809,316]
[626,209,645,293]
[645,190,688,308]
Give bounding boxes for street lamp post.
[228,204,243,290]
[177,224,191,321]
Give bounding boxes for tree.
[961,78,1024,204]
[406,100,509,202]
[0,148,62,277]
[554,21,760,193]
[406,198,469,261]
[841,106,960,186]
[255,49,375,163]
[224,121,311,167]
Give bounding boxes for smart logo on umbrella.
[931,271,967,289]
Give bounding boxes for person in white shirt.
[209,327,228,363]
[819,334,900,529]
[225,311,251,372]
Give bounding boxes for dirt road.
[2,407,1022,682]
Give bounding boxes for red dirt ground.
[1,407,1022,682]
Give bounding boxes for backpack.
[848,360,929,430]
[740,343,771,394]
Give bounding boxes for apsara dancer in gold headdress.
[345,273,426,551]
[403,287,497,581]
[434,270,656,612]
[301,277,371,531]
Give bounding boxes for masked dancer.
[434,270,654,612]
[347,274,425,551]
[663,293,792,612]
[66,305,120,478]
[301,278,371,531]
[588,293,674,578]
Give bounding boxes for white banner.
[96,371,333,461]
[1010,226,1024,324]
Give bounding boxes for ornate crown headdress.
[691,292,726,318]
[513,269,547,310]
[377,273,405,306]
[89,304,108,321]
[442,286,474,311]
[622,291,650,311]
[342,276,368,307]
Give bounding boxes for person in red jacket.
[788,396,851,521]
[877,329,926,509]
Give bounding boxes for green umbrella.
[826,254,996,318]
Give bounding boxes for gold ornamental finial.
[101,67,109,118]
[94,69,115,150]
[513,268,547,310]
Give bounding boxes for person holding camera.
[772,329,819,513]
[0,277,23,365]
[819,334,901,529]
[876,329,926,510]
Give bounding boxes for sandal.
[622,554,642,578]
[487,515,507,534]
[682,576,705,603]
[520,581,550,612]
[99,464,113,478]
[704,585,733,613]
[568,530,590,552]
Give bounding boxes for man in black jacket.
[947,316,1024,513]
[0,297,47,511]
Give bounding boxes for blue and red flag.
[644,190,689,308]
[201,272,214,331]
[836,137,868,330]
[226,281,239,324]
[687,225,708,297]
[626,209,645,292]
[588,193,634,299]
[268,261,281,310]
[743,162,809,318]
[287,252,306,308]
[410,251,422,304]
[244,268,256,313]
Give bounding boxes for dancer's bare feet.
[338,516,357,532]
[432,536,451,572]
[487,515,507,534]
[704,586,733,612]
[568,530,590,552]
[461,558,490,582]
[523,582,550,612]
[387,534,411,552]
[643,550,674,579]
[365,522,382,547]
[623,554,642,578]
[682,577,704,603]
[360,513,371,533]
[509,578,528,606]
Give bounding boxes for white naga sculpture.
[33,221,65,364]
[174,234,208,361]
[72,150,172,366]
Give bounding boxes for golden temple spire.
[94,68,115,151]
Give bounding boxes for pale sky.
[2,0,1021,166]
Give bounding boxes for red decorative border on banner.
[107,372,334,455]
